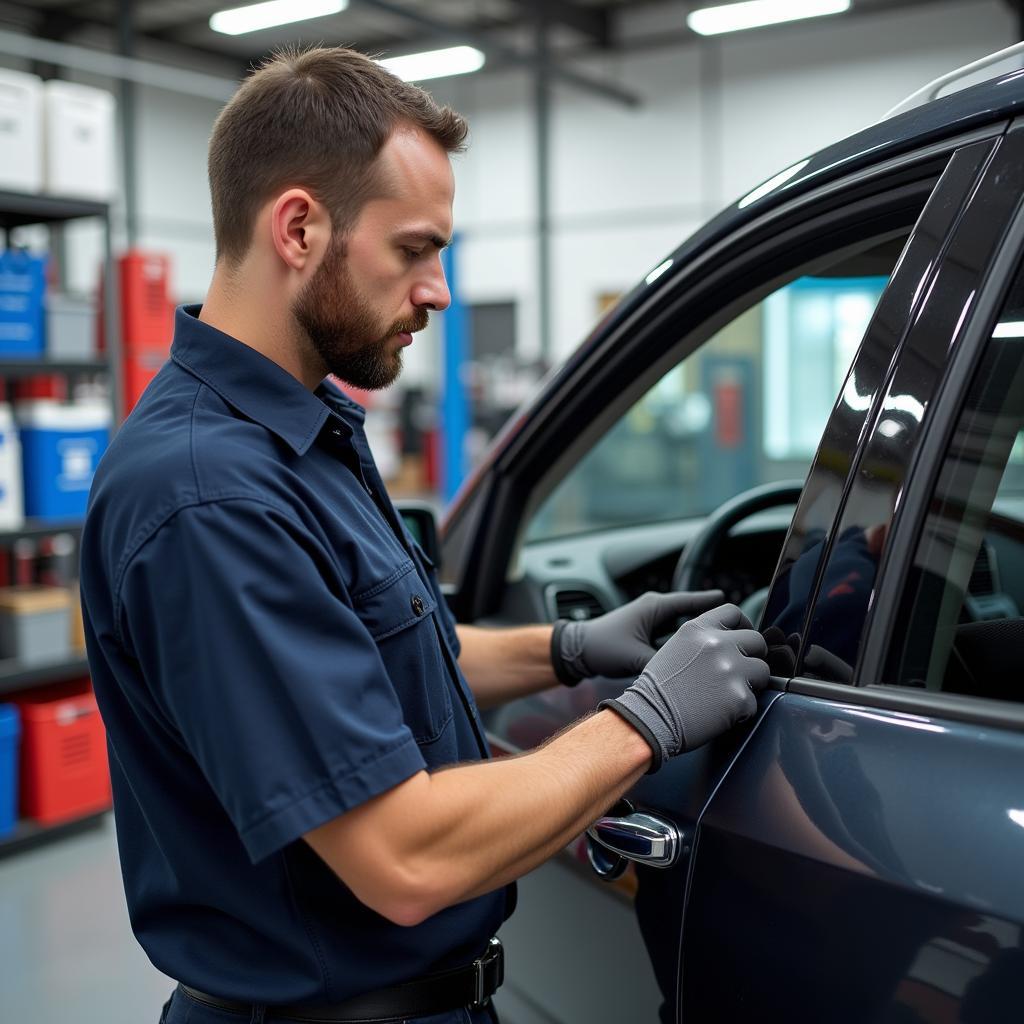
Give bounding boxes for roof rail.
[883,40,1024,121]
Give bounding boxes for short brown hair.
[208,46,468,265]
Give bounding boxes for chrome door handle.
[586,811,685,869]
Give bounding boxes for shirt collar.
[171,304,340,456]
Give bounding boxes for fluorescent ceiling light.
[378,46,485,82]
[210,0,347,36]
[688,0,850,37]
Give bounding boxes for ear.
[269,188,331,272]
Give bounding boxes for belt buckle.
[471,937,504,1009]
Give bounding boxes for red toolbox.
[14,679,111,825]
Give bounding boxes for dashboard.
[501,508,796,626]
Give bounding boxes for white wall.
[429,0,1015,364]
[4,0,1017,374]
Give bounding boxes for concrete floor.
[0,814,175,1022]
[0,814,659,1024]
[0,815,524,1024]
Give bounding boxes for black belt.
[178,937,503,1022]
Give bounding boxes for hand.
[598,603,770,771]
[551,590,726,685]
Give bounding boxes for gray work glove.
[551,590,726,686]
[598,603,770,772]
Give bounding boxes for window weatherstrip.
[788,677,1024,733]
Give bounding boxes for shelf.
[0,656,90,698]
[0,359,109,378]
[0,519,84,544]
[0,191,109,229]
[0,810,109,859]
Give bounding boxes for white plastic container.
[45,293,97,360]
[43,81,115,200]
[0,404,25,530]
[0,69,44,194]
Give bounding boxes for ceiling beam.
[5,0,642,106]
[356,0,640,106]
[138,0,635,104]
[0,26,240,100]
[505,0,612,47]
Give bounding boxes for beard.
[292,239,428,391]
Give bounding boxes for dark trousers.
[160,987,502,1024]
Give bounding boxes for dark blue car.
[435,43,1024,1024]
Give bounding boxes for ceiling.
[2,0,1003,67]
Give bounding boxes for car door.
[439,116,1012,1023]
[679,123,1024,1024]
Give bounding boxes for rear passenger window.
[885,265,1024,700]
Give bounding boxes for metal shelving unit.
[0,360,108,378]
[0,188,117,857]
[0,656,91,699]
[0,519,83,545]
[0,810,109,860]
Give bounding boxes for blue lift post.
[440,235,470,503]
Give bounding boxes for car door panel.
[678,127,1024,1022]
[682,694,1024,1023]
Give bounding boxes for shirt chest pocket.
[352,560,454,746]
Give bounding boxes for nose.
[411,255,451,312]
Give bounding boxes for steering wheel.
[672,481,805,609]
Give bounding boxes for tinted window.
[885,263,1024,701]
[526,272,890,543]
[766,137,1019,681]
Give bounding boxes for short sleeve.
[118,497,426,863]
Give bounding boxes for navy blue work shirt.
[80,305,513,1005]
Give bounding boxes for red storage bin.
[123,346,168,415]
[14,679,111,825]
[118,251,173,350]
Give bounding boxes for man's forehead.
[377,126,455,191]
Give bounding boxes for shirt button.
[411,594,426,616]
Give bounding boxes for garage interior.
[0,1,1019,1021]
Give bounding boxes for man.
[80,47,769,1024]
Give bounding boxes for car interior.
[483,234,914,749]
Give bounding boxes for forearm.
[312,708,651,925]
[457,623,558,709]
[420,710,649,904]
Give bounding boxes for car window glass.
[773,134,1022,685]
[885,261,1024,701]
[760,142,996,661]
[525,272,891,544]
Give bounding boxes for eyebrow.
[397,230,451,251]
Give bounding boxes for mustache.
[387,308,429,338]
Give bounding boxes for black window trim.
[790,119,1024,733]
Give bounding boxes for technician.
[80,46,769,1024]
